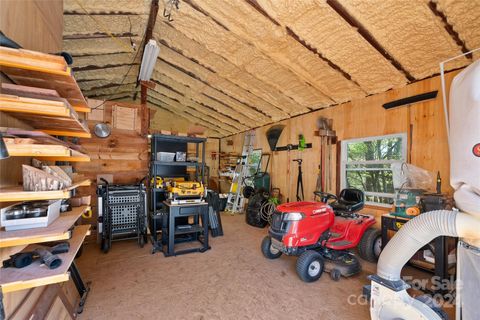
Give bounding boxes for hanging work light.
[138,39,160,81]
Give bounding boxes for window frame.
[340,133,408,207]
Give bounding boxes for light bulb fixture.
[138,39,160,81]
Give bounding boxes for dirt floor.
[76,213,453,320]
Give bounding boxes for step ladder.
[225,130,255,214]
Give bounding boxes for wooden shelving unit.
[0,45,93,311]
[0,224,90,293]
[0,179,91,202]
[0,47,90,113]
[0,206,89,248]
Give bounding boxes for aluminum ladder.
[225,130,255,214]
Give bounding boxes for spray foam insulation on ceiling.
[77,76,138,91]
[64,0,150,14]
[63,37,140,55]
[340,0,470,79]
[149,75,252,132]
[150,61,264,126]
[154,22,309,116]
[147,94,231,137]
[152,61,270,126]
[256,0,408,94]
[147,95,239,135]
[431,0,480,59]
[169,2,333,109]
[148,73,248,132]
[71,53,137,68]
[63,14,147,36]
[193,0,368,103]
[73,65,139,82]
[156,41,288,121]
[81,83,138,98]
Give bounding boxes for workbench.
[150,201,210,256]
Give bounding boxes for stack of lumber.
[0,83,90,137]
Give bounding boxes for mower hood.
[276,201,329,214]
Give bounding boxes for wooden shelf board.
[0,94,71,117]
[0,224,90,293]
[0,206,89,248]
[5,143,90,161]
[0,47,90,113]
[0,179,91,202]
[0,84,91,136]
[40,130,92,138]
[6,143,71,157]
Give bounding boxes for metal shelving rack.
[149,134,206,213]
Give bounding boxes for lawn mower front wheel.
[296,250,325,282]
[261,236,282,259]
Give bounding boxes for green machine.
[391,188,424,218]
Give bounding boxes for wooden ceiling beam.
[63,32,138,40]
[154,23,308,116]
[427,1,472,59]
[254,1,407,94]
[185,0,365,104]
[333,0,469,79]
[326,0,415,82]
[72,63,139,72]
[148,90,237,134]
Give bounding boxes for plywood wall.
[0,0,63,53]
[221,70,460,221]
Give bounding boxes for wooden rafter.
[326,0,415,82]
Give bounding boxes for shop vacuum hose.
[377,210,480,281]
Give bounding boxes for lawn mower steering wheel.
[314,191,337,204]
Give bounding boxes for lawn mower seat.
[330,188,365,214]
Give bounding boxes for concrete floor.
[75,214,452,320]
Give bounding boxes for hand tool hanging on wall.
[280,135,310,202]
[316,118,336,193]
[265,124,285,195]
[293,159,304,201]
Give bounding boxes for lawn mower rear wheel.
[358,228,382,262]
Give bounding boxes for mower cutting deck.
[261,189,381,282]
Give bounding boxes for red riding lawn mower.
[261,189,382,282]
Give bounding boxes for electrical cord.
[260,200,276,224]
[72,0,146,109]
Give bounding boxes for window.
[340,133,407,207]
